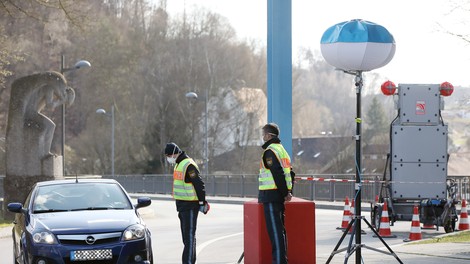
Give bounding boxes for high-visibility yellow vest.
[259,143,293,191]
[173,158,199,201]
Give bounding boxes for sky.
[165,0,470,87]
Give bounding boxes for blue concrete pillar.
[267,0,292,157]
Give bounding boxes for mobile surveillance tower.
[373,81,458,233]
[321,19,402,264]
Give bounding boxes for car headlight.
[122,224,146,241]
[32,231,57,244]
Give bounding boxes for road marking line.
[197,232,243,256]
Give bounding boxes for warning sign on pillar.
[416,100,426,115]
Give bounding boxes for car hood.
[31,210,141,234]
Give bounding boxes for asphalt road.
[0,199,462,263]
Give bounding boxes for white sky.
[166,0,470,87]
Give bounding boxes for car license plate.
[70,249,112,261]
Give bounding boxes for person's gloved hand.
[199,201,210,214]
[285,192,293,202]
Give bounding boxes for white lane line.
[197,232,243,256]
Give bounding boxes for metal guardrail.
[103,174,470,203]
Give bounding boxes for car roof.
[35,178,119,187]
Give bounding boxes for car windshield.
[32,182,133,213]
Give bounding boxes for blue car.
[8,179,153,264]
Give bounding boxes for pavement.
[2,194,469,263]
[137,194,470,263]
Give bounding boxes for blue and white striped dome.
[320,19,396,71]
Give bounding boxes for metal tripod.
[326,71,403,264]
[325,212,403,263]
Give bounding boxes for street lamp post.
[96,105,115,177]
[185,90,209,176]
[60,54,91,176]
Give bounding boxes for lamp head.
[74,60,91,70]
[185,92,198,99]
[96,109,107,114]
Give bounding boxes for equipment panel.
[391,162,447,199]
[391,125,448,163]
[398,84,441,124]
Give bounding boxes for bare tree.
[438,0,470,44]
[0,0,93,27]
[292,48,355,137]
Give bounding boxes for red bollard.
[243,197,316,264]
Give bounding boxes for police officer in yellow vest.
[259,123,294,264]
[165,142,209,264]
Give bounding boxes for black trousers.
[263,202,288,264]
[178,208,199,264]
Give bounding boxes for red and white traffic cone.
[422,223,435,230]
[348,199,355,233]
[374,201,396,238]
[350,198,355,216]
[458,199,469,231]
[336,196,351,230]
[347,198,367,235]
[404,205,422,242]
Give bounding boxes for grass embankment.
[0,218,13,228]
[411,230,470,244]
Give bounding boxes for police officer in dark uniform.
[165,142,210,264]
[258,123,295,264]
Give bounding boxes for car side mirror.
[7,203,25,213]
[135,197,151,209]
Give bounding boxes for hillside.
[442,86,470,175]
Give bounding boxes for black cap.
[165,142,182,155]
[262,123,280,136]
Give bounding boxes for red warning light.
[381,80,396,96]
[439,82,454,96]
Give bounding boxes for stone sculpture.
[4,71,74,218]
